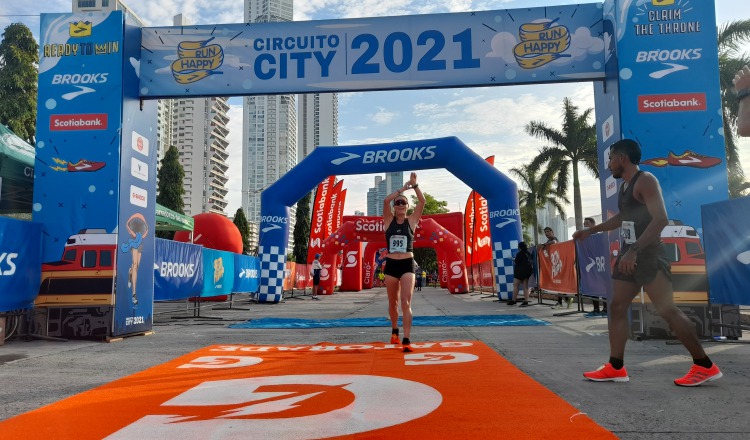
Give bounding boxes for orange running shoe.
[390,333,399,344]
[402,338,413,353]
[674,364,722,387]
[583,363,629,382]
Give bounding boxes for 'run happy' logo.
[171,37,224,84]
[514,19,571,69]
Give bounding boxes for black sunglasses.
[394,200,408,206]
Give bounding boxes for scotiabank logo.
[50,114,108,131]
[638,93,706,113]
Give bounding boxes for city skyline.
[3,0,750,223]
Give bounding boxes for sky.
[2,0,750,229]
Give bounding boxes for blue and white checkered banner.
[202,248,235,297]
[702,197,750,306]
[153,238,203,301]
[0,218,42,311]
[575,232,613,301]
[234,254,260,293]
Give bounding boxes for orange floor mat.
[0,341,616,439]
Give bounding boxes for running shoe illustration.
[641,151,721,169]
[67,159,106,172]
[666,151,722,168]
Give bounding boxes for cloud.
[370,107,399,125]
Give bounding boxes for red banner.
[538,241,578,294]
[335,188,346,230]
[326,180,344,238]
[308,176,336,263]
[464,193,475,266]
[472,156,494,264]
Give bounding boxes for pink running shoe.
[583,363,629,382]
[674,364,722,387]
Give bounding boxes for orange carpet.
[0,341,616,439]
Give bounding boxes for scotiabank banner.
[614,0,727,231]
[308,176,335,263]
[49,113,109,131]
[34,11,125,262]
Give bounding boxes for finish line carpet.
[229,314,549,329]
[0,341,615,439]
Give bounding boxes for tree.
[156,145,185,239]
[510,163,568,245]
[409,192,449,215]
[292,192,312,263]
[233,208,252,254]
[718,19,750,197]
[0,23,38,144]
[410,192,449,272]
[526,97,598,231]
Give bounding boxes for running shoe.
[67,158,106,172]
[402,338,413,353]
[674,364,723,387]
[390,333,400,344]
[583,363,629,382]
[507,301,516,306]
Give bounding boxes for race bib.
[389,235,407,253]
[621,221,636,244]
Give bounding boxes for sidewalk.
[1,287,748,439]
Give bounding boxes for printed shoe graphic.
[666,151,722,168]
[67,159,106,172]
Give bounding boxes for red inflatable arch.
[317,216,468,294]
[359,241,453,290]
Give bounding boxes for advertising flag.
[308,176,335,263]
[326,180,344,238]
[472,156,495,263]
[335,188,347,230]
[464,193,475,267]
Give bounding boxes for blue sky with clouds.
[2,0,749,225]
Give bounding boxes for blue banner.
[702,198,750,306]
[234,254,260,293]
[154,238,204,301]
[113,13,158,337]
[575,232,613,301]
[0,218,42,311]
[34,12,125,262]
[612,0,726,232]
[203,249,235,297]
[140,5,604,98]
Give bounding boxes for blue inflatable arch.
[257,136,522,303]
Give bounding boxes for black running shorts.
[612,243,671,286]
[383,257,416,279]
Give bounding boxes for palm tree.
[510,163,569,245]
[718,19,750,197]
[526,97,598,231]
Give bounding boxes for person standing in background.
[310,254,322,300]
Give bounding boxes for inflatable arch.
[257,137,521,303]
[317,217,468,295]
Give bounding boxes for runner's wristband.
[412,183,418,189]
[737,88,750,102]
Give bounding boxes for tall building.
[366,173,404,216]
[298,93,339,161]
[163,15,230,216]
[242,0,298,242]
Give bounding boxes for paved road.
[1,287,748,439]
